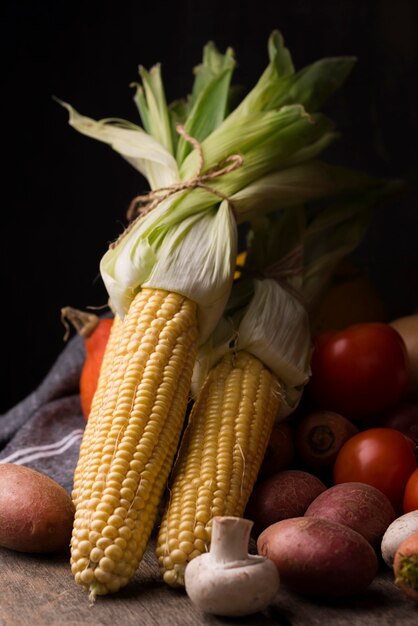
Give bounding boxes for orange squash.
[61,307,113,419]
[310,263,388,336]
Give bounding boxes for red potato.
[394,530,418,602]
[257,517,378,597]
[245,470,326,536]
[305,482,395,547]
[0,464,75,553]
[258,421,295,479]
[295,410,358,472]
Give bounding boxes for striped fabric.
[0,428,83,466]
[0,332,87,494]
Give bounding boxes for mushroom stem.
[210,516,252,563]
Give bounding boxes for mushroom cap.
[185,552,280,617]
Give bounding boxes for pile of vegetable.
[57,29,394,602]
[57,28,418,612]
[243,314,418,605]
[1,28,416,618]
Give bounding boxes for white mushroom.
[184,516,280,616]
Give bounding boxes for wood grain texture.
[0,537,417,626]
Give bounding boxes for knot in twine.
[239,244,307,307]
[111,124,244,249]
[263,244,306,306]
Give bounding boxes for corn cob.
[156,349,282,587]
[70,288,198,598]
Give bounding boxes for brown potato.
[305,482,395,547]
[258,421,295,479]
[245,470,326,536]
[0,464,75,553]
[257,517,378,597]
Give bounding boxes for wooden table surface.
[1,537,417,626]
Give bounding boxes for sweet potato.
[0,464,75,553]
[245,470,326,536]
[257,517,378,597]
[305,482,395,547]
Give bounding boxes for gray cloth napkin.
[0,334,87,494]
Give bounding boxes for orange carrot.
[394,530,418,603]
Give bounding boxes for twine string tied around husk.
[110,124,244,249]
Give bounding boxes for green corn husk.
[61,30,364,344]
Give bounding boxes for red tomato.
[333,427,417,513]
[309,323,409,420]
[404,468,418,513]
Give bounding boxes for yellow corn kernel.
[70,288,198,599]
[234,250,247,279]
[157,350,281,587]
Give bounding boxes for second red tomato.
[309,323,409,420]
[333,427,417,513]
[404,468,418,513]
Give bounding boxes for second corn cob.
[156,349,282,587]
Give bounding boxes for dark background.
[2,0,418,412]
